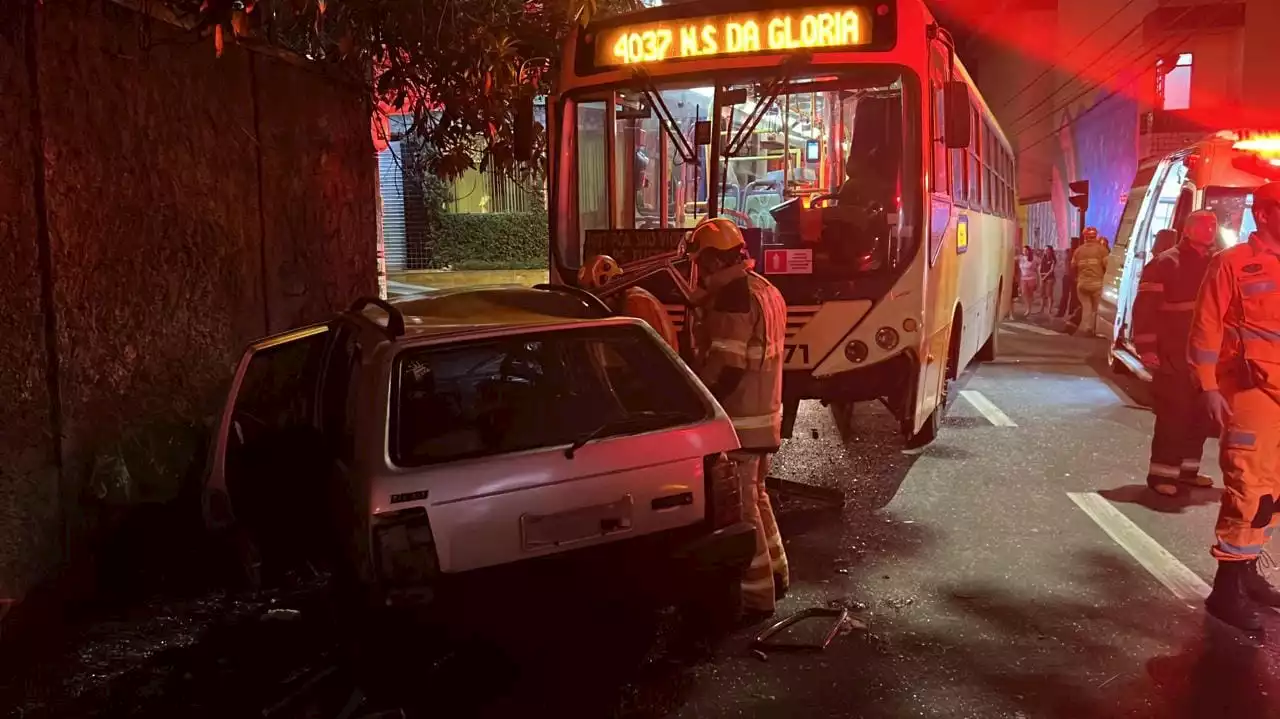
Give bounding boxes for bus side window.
[930,46,949,197]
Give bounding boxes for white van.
[1101,130,1280,379]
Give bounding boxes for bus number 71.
[784,344,809,364]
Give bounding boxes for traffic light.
[1068,180,1090,212]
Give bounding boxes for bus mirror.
[514,94,535,163]
[943,81,972,149]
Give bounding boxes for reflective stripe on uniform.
[1138,282,1164,293]
[1190,346,1219,364]
[733,412,782,431]
[1239,326,1280,342]
[1241,279,1277,297]
[1160,300,1197,312]
[1148,462,1181,479]
[1180,459,1201,471]
[711,339,748,356]
[1216,539,1264,558]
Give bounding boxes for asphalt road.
[8,317,1280,719]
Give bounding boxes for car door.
[204,324,331,544]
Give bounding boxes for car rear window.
[391,324,713,467]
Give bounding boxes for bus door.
[918,37,954,423]
[1110,155,1189,348]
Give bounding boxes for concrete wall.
[0,0,376,605]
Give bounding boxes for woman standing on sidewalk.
[1036,246,1057,315]
[1017,246,1038,318]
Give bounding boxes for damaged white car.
[203,286,755,616]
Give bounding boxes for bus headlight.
[844,340,869,364]
[875,327,900,351]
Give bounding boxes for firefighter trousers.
[1147,371,1212,489]
[1077,284,1101,336]
[1213,382,1280,561]
[730,450,789,612]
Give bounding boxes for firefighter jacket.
[1071,238,1110,291]
[691,265,787,451]
[616,285,679,353]
[1132,241,1213,376]
[1188,232,1280,392]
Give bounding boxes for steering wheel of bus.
[721,209,753,228]
[809,193,839,208]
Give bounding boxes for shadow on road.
[1099,483,1223,514]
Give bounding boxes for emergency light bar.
[1231,132,1280,179]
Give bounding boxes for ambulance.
[1102,130,1280,379]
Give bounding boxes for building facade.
[965,0,1280,249]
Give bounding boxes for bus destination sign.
[595,7,872,68]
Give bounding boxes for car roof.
[355,284,622,339]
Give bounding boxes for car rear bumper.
[380,521,756,609]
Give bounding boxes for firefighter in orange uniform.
[1070,226,1110,336]
[1133,214,1218,496]
[578,254,680,352]
[1188,181,1280,634]
[686,217,789,615]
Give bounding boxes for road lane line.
[1005,321,1060,337]
[1067,491,1211,607]
[959,390,1017,427]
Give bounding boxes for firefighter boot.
[1205,561,1265,633]
[1244,559,1280,608]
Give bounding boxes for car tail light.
[704,452,741,529]
[372,506,439,586]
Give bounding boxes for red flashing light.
[1234,134,1280,156]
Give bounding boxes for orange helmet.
[1082,226,1099,241]
[688,217,746,256]
[577,254,622,290]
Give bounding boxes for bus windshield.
[560,66,917,294]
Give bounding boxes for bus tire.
[905,404,940,448]
[906,322,961,448]
[976,323,998,362]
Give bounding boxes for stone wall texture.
[0,0,377,605]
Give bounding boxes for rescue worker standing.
[686,217,789,615]
[1188,182,1280,634]
[1133,213,1219,496]
[1071,227,1109,337]
[578,254,680,352]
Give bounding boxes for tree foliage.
[156,0,642,179]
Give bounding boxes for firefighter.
[1071,227,1109,337]
[686,217,789,615]
[1133,215,1218,496]
[578,254,680,352]
[1188,181,1280,634]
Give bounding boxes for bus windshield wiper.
[633,69,699,164]
[564,410,693,459]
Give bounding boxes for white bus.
[1102,130,1280,380]
[544,0,1016,445]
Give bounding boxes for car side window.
[234,332,329,442]
[320,324,361,463]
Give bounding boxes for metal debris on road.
[765,476,846,509]
[262,608,302,621]
[752,607,849,653]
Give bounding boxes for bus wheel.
[976,323,998,362]
[905,404,940,449]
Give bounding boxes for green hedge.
[429,212,549,270]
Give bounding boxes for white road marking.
[959,390,1017,427]
[1005,321,1060,337]
[1067,491,1211,607]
